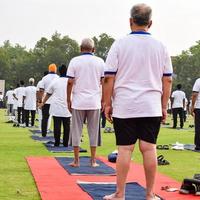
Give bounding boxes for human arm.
[67,78,74,113]
[38,93,51,109]
[191,92,198,116]
[161,76,172,123]
[103,75,115,123]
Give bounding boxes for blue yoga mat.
[29,129,53,134]
[44,143,87,153]
[31,135,56,142]
[78,182,163,200]
[56,156,116,175]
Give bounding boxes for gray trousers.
[69,109,101,147]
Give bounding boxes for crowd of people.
[2,3,200,200]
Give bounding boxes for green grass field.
[0,109,200,200]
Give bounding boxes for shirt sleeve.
[105,40,119,75]
[163,46,173,76]
[67,59,75,78]
[39,79,45,89]
[193,79,200,93]
[46,82,54,95]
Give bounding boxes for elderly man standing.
[67,38,104,167]
[24,78,37,127]
[103,4,172,200]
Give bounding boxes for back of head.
[58,64,67,77]
[177,84,182,90]
[29,78,35,85]
[130,3,152,26]
[16,83,20,88]
[48,63,57,73]
[80,38,95,52]
[20,80,24,86]
[10,86,13,90]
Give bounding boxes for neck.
[131,25,148,32]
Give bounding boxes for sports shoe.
[179,178,199,194]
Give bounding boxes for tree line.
[1,32,200,99]
[0,32,114,90]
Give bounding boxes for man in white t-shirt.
[13,80,26,126]
[67,38,104,167]
[103,4,172,200]
[171,84,186,129]
[40,65,71,146]
[24,78,37,127]
[0,91,4,108]
[38,64,59,137]
[191,78,200,150]
[6,87,14,116]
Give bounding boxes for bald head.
[130,3,152,26]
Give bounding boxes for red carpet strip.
[26,156,199,200]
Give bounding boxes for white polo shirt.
[193,78,200,108]
[39,73,59,104]
[46,77,71,118]
[171,90,186,108]
[15,87,26,107]
[67,53,105,110]
[105,32,173,118]
[24,86,37,110]
[6,90,14,104]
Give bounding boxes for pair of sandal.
[157,155,170,165]
[156,145,169,150]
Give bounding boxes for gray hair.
[29,78,35,84]
[130,3,152,26]
[81,38,94,50]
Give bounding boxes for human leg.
[31,110,36,126]
[139,140,157,200]
[178,108,184,128]
[172,108,178,128]
[41,104,50,137]
[194,109,200,149]
[87,110,100,166]
[53,116,62,146]
[70,109,85,167]
[62,117,70,147]
[24,109,29,127]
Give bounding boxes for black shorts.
[113,117,161,145]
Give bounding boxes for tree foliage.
[172,41,200,98]
[0,32,115,90]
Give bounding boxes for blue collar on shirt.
[81,52,93,56]
[130,31,151,35]
[49,72,56,74]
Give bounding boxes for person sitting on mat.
[67,38,105,167]
[103,3,172,200]
[39,65,71,147]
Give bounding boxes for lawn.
[0,109,200,200]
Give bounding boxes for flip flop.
[157,155,170,165]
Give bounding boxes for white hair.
[29,78,35,83]
[81,38,94,50]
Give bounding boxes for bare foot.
[103,193,125,200]
[68,162,79,167]
[91,162,100,167]
[146,194,161,200]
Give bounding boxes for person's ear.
[92,48,95,53]
[129,18,133,26]
[148,20,152,28]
